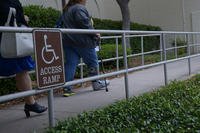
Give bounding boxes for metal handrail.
[1,27,200,127]
[2,26,200,34]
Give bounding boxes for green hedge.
[75,44,132,78]
[23,5,60,28]
[172,38,187,56]
[0,75,37,96]
[98,44,132,69]
[93,18,162,53]
[47,75,200,132]
[0,78,17,96]
[23,5,161,53]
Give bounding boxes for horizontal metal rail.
[100,34,161,39]
[2,26,200,34]
[1,52,200,103]
[1,27,200,127]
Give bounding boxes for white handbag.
[0,8,34,58]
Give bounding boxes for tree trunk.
[116,0,131,48]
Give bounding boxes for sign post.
[33,30,65,89]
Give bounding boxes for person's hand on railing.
[95,33,101,46]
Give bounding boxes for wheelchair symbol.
[42,34,59,64]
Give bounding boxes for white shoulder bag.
[0,7,34,58]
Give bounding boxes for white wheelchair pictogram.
[42,34,59,64]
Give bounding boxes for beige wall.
[20,0,62,10]
[184,0,200,31]
[129,0,183,31]
[19,0,121,19]
[19,0,200,31]
[87,0,184,31]
[86,0,121,20]
[96,0,200,31]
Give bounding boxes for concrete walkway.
[0,56,200,133]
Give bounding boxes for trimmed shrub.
[172,38,187,56]
[0,78,17,96]
[23,5,60,28]
[47,75,200,132]
[23,6,161,53]
[93,18,162,53]
[98,44,132,69]
[75,44,132,78]
[0,75,37,96]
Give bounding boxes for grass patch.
[47,75,200,133]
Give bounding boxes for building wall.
[19,0,121,19]
[184,0,200,32]
[19,0,200,32]
[129,0,183,31]
[19,0,62,10]
[94,0,200,31]
[88,0,184,31]
[78,0,122,20]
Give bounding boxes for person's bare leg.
[15,71,35,105]
[16,71,47,117]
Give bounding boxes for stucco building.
[20,0,200,32]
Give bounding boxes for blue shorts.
[0,55,35,76]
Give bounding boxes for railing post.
[174,34,178,58]
[116,37,119,75]
[141,36,144,66]
[162,33,168,85]
[186,34,191,75]
[80,58,84,78]
[80,58,85,87]
[122,33,129,99]
[48,89,55,127]
[160,34,163,61]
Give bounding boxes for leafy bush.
[93,18,122,30]
[131,36,160,54]
[93,18,161,53]
[0,74,37,96]
[23,5,161,53]
[23,5,60,28]
[93,18,161,31]
[99,44,132,69]
[130,23,161,53]
[172,38,187,56]
[47,75,200,132]
[74,44,132,77]
[0,78,17,96]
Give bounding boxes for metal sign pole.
[48,89,55,127]
[33,29,65,128]
[122,33,129,99]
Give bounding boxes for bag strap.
[5,7,17,27]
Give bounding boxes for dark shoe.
[24,102,47,118]
[92,80,110,91]
[63,89,75,97]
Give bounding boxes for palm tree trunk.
[116,0,131,48]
